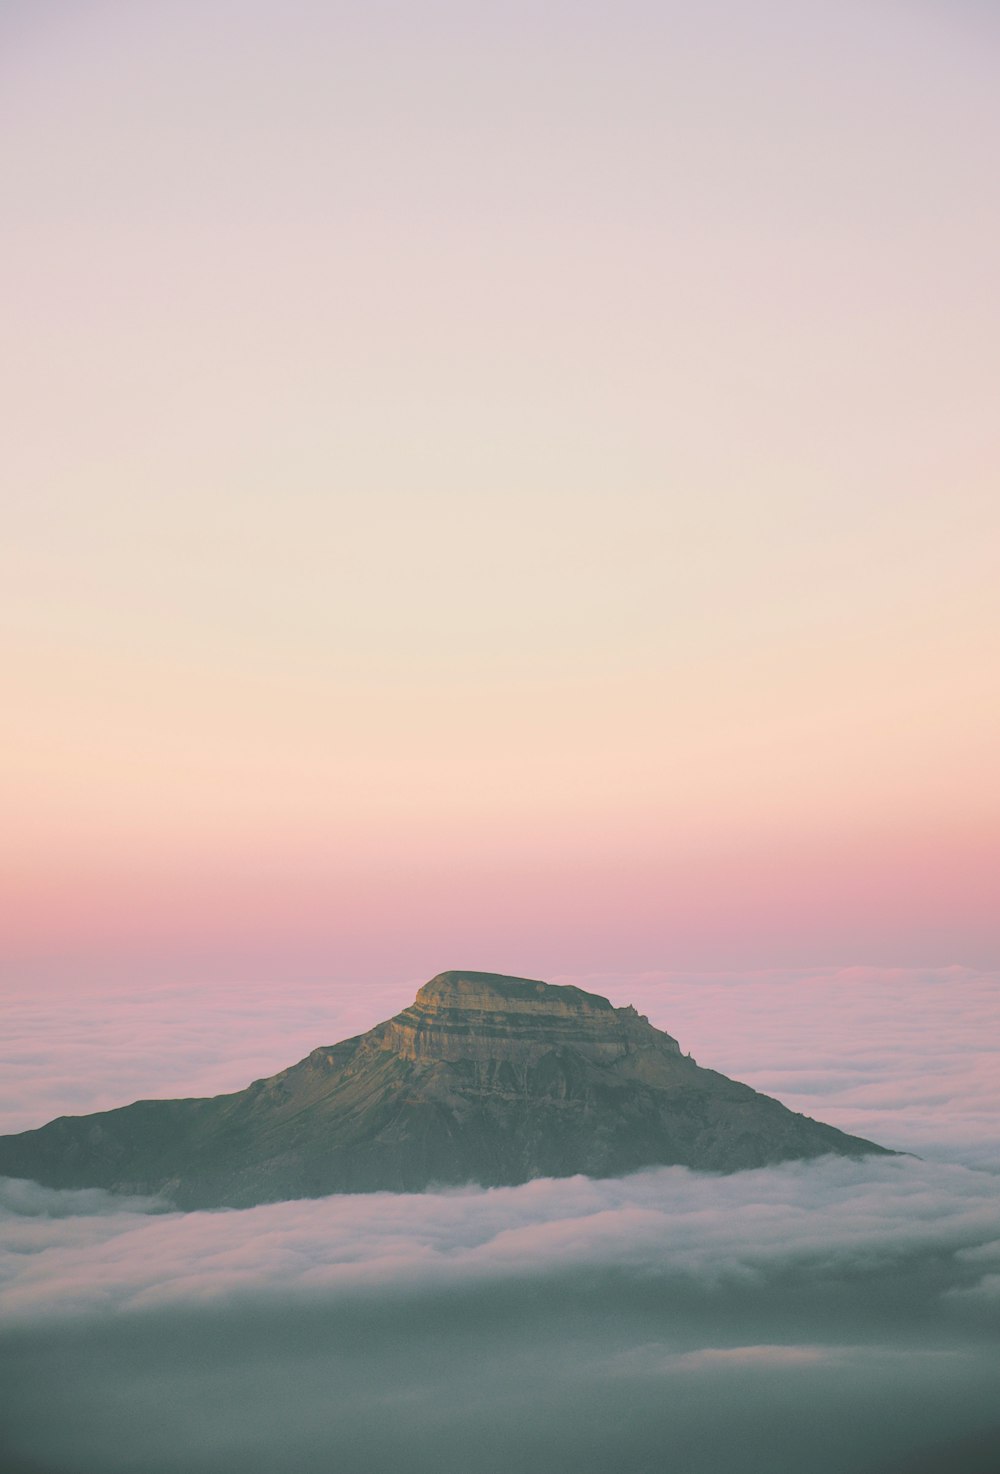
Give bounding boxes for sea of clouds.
[1,967,998,1473]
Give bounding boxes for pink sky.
[2,0,999,985]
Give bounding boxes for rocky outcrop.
[383,971,680,1064]
[0,970,893,1209]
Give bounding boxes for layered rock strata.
[384,972,679,1063]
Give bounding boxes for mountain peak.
[395,970,659,1065]
[415,970,616,1013]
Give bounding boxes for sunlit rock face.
[383,971,681,1064]
[0,971,893,1209]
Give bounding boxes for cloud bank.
[2,967,998,1472]
[1,1155,1000,1468]
[2,1156,999,1473]
[2,1155,999,1323]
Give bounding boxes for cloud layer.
[2,967,998,1472]
[2,1156,999,1323]
[2,1157,999,1474]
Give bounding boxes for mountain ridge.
[0,970,894,1209]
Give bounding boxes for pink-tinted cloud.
[2,1156,998,1323]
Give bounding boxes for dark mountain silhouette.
[0,971,893,1209]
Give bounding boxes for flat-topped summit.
[391,970,678,1065]
[0,970,893,1209]
[415,970,616,1011]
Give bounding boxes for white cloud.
[2,1155,997,1323]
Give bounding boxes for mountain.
[0,971,893,1209]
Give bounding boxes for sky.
[2,966,999,1472]
[2,0,999,986]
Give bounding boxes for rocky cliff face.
[384,972,678,1064]
[0,971,893,1209]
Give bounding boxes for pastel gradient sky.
[2,0,999,986]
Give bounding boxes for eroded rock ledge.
[382,970,682,1064]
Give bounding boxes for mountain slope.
[0,971,893,1208]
